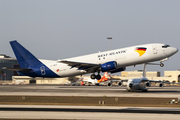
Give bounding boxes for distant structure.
[0,54,19,80]
[121,70,160,77]
[164,70,180,82]
[121,70,180,82]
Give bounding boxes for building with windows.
[121,70,160,77]
[0,54,19,80]
[164,70,180,82]
[121,70,180,82]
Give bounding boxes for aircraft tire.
[160,63,164,67]
[96,74,101,80]
[90,74,96,79]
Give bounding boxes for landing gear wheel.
[107,83,112,87]
[90,74,96,79]
[160,63,164,67]
[96,74,101,80]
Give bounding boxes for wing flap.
[58,60,100,72]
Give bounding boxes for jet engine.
[118,82,122,87]
[101,61,117,72]
[129,83,133,88]
[159,83,164,87]
[146,82,151,87]
[107,82,112,87]
[110,67,126,73]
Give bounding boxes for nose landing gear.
[160,62,164,67]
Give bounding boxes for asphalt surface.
[0,85,180,119]
[0,84,180,97]
[0,105,180,120]
[0,105,180,114]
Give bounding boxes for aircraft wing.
[104,79,128,85]
[109,79,128,83]
[140,79,164,83]
[148,80,163,83]
[141,79,171,84]
[59,60,100,72]
[71,79,81,86]
[2,67,32,72]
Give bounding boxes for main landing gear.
[90,73,101,80]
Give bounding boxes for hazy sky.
[0,0,180,76]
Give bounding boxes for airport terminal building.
[0,54,19,80]
[121,70,180,82]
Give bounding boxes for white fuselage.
[40,43,178,77]
[81,78,98,85]
[126,78,148,91]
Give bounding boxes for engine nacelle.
[159,83,164,87]
[107,82,112,86]
[101,61,117,72]
[118,82,122,87]
[146,82,151,87]
[129,83,133,88]
[110,67,126,73]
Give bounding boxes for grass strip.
[0,96,179,107]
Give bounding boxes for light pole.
[107,37,112,50]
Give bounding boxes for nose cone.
[165,47,178,57]
[172,47,178,54]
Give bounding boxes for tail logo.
[134,47,147,57]
[40,66,46,75]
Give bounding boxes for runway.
[0,85,180,98]
[0,105,180,120]
[0,85,180,119]
[0,105,180,114]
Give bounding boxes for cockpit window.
[162,44,170,48]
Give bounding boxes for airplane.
[97,72,110,83]
[107,63,174,92]
[3,40,178,80]
[80,72,110,86]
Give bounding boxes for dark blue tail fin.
[10,40,42,68]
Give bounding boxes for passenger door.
[152,45,158,54]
